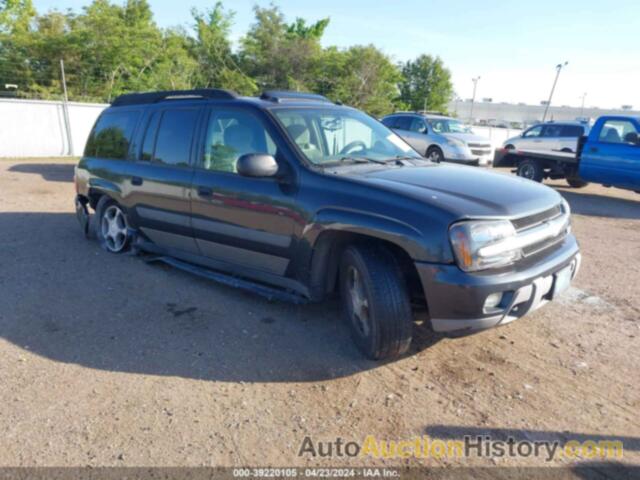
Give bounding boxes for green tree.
[240,5,328,91]
[317,45,401,117]
[191,2,256,95]
[399,54,453,112]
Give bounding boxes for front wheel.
[339,245,413,360]
[566,176,589,188]
[426,146,444,163]
[517,159,544,182]
[97,200,131,253]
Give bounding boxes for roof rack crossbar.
[111,88,238,106]
[260,90,332,104]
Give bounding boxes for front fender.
[302,207,446,263]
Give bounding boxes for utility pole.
[60,59,74,156]
[580,92,587,117]
[542,61,568,123]
[469,76,480,124]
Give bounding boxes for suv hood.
[354,163,561,219]
[442,132,491,144]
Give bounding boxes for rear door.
[392,115,424,152]
[540,124,563,151]
[580,118,640,189]
[558,124,584,152]
[128,105,203,254]
[189,106,298,276]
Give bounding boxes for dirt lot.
[0,158,638,473]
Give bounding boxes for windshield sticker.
[387,134,411,152]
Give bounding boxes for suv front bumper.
[415,235,580,333]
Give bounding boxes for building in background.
[450,99,640,128]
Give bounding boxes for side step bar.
[144,255,308,305]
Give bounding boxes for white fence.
[0,98,521,158]
[0,98,107,157]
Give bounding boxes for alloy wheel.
[346,265,371,337]
[100,205,129,252]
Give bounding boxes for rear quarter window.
[561,125,584,137]
[85,110,140,159]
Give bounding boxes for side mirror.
[623,132,639,145]
[236,153,279,178]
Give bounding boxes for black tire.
[517,159,544,182]
[504,144,515,150]
[566,176,589,188]
[339,245,413,360]
[95,198,131,253]
[426,146,444,163]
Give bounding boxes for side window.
[598,120,638,145]
[542,125,563,137]
[202,109,277,173]
[561,125,584,137]
[410,117,427,133]
[140,112,160,161]
[153,108,199,167]
[394,116,413,131]
[85,110,140,159]
[381,117,397,128]
[523,125,543,138]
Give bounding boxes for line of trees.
[0,0,454,116]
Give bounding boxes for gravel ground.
[0,158,638,474]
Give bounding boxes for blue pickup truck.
[495,115,640,192]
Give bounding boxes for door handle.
[590,147,598,153]
[131,176,143,186]
[197,186,213,197]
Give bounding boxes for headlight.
[445,138,466,148]
[449,220,522,272]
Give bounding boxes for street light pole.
[580,92,587,117]
[542,61,568,123]
[469,76,480,124]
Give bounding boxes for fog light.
[484,292,504,309]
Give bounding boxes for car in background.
[503,121,590,154]
[381,113,494,166]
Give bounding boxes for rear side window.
[561,125,584,137]
[85,110,140,159]
[394,116,413,131]
[542,125,563,137]
[152,108,199,167]
[381,117,397,128]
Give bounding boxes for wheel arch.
[304,209,431,307]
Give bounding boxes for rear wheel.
[517,159,544,182]
[339,245,413,360]
[426,146,444,163]
[97,200,131,253]
[566,176,589,188]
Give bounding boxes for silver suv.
[503,121,590,153]
[381,113,493,166]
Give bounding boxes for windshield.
[272,107,422,165]
[429,118,470,134]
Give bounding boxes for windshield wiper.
[339,156,387,165]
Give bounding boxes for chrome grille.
[471,148,492,156]
[510,204,569,257]
[512,205,562,232]
[468,142,491,148]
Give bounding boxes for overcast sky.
[34,0,640,109]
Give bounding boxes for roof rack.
[259,90,332,104]
[111,89,238,106]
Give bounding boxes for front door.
[580,118,640,190]
[189,107,298,276]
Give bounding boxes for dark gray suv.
[75,89,580,360]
